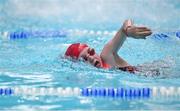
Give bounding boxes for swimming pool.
[0,0,180,110]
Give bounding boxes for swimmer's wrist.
[122,26,131,37]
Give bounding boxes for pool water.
[0,0,180,110]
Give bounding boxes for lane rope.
[0,29,180,40]
[0,87,180,100]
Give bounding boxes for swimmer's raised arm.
[100,19,152,67]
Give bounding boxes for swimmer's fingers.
[133,27,152,39]
[136,26,148,30]
[136,31,152,38]
[136,27,151,32]
[126,25,152,39]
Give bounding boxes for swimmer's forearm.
[108,27,127,53]
[100,22,130,67]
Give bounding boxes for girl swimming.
[65,19,152,74]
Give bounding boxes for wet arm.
[100,20,132,67]
[100,19,152,67]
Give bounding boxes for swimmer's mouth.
[94,60,101,68]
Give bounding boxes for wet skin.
[79,47,102,68]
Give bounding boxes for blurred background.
[0,0,180,31]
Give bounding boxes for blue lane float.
[152,31,180,39]
[0,88,13,95]
[176,31,180,38]
[81,88,151,98]
[1,30,67,40]
[153,33,169,39]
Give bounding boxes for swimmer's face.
[79,47,102,68]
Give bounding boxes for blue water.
[0,0,180,110]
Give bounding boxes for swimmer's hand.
[123,20,152,39]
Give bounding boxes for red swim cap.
[65,43,88,59]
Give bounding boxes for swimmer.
[64,19,152,74]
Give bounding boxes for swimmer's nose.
[87,55,94,63]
